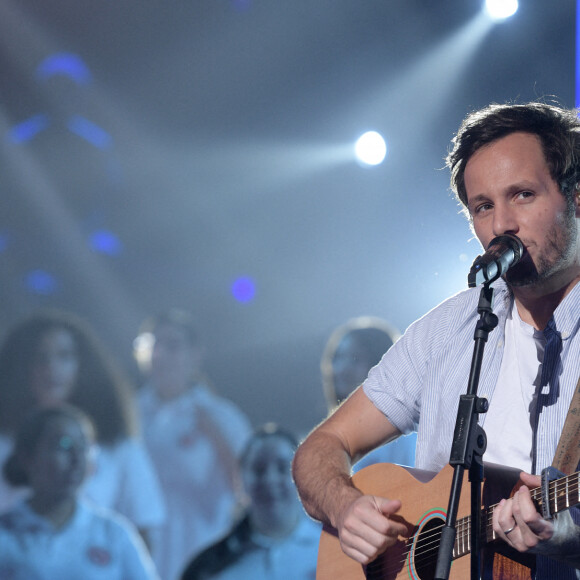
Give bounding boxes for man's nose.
[492,202,519,237]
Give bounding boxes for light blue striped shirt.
[363,278,580,579]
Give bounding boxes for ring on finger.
[504,524,516,535]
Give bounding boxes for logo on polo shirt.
[87,546,112,566]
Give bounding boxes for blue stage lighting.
[36,53,92,84]
[89,230,122,256]
[67,116,112,149]
[25,269,58,295]
[6,114,50,144]
[232,276,256,303]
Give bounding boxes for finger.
[519,472,540,488]
[339,530,384,564]
[512,486,537,521]
[339,497,407,563]
[376,497,402,517]
[347,496,391,532]
[374,498,409,537]
[347,503,406,546]
[512,486,552,543]
[339,528,384,565]
[347,496,404,537]
[339,518,397,564]
[493,498,517,540]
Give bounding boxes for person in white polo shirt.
[0,404,159,580]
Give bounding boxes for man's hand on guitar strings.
[492,472,554,553]
[336,494,409,565]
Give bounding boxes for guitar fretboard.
[452,471,580,559]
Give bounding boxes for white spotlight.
[355,131,387,166]
[485,0,518,20]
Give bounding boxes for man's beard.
[505,202,578,288]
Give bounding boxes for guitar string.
[366,481,580,580]
[362,477,579,578]
[405,476,580,557]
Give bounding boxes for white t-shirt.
[484,301,545,472]
[0,500,159,580]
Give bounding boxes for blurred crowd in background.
[0,307,416,579]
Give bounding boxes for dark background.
[0,0,575,436]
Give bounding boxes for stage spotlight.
[485,0,518,20]
[354,131,387,166]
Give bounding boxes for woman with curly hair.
[0,309,165,545]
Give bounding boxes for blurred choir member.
[134,309,253,580]
[321,316,417,470]
[0,309,166,546]
[181,423,319,580]
[0,405,159,579]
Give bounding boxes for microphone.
[467,233,524,288]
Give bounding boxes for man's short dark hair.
[447,101,580,210]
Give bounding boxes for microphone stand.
[434,281,496,580]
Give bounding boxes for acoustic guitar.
[316,462,580,580]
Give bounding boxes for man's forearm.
[292,428,362,529]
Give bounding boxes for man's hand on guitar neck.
[493,471,580,569]
[335,493,409,565]
[493,472,554,552]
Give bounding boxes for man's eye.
[473,203,492,215]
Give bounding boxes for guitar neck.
[453,471,580,559]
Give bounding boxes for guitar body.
[316,463,534,580]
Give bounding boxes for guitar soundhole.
[363,516,445,580]
[412,516,445,580]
